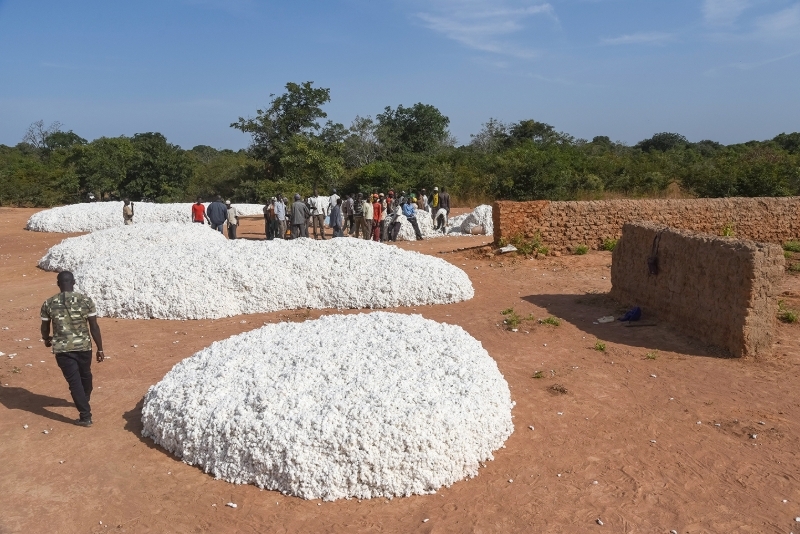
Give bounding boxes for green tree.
[72,137,135,200]
[376,103,451,155]
[120,133,193,201]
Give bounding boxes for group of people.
[190,196,240,238]
[261,187,451,242]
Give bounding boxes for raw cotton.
[39,224,474,319]
[141,312,514,501]
[26,202,265,233]
[38,222,226,272]
[394,205,493,241]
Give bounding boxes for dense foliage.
[2,84,799,207]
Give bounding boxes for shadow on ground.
[0,387,78,425]
[524,292,727,358]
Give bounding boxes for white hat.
[225,200,231,205]
[433,187,439,191]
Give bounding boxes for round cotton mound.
[40,224,474,319]
[26,201,265,233]
[141,312,514,500]
[38,222,225,272]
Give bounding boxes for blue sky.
[1,0,799,149]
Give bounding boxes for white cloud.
[601,32,675,46]
[755,4,800,37]
[415,1,556,58]
[703,0,752,25]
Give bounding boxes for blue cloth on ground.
[619,307,642,322]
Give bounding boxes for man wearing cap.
[225,200,240,239]
[430,187,440,214]
[207,195,228,233]
[290,193,310,239]
[122,199,134,225]
[40,271,105,427]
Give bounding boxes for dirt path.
[1,207,799,533]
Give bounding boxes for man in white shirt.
[225,200,240,239]
[309,188,328,240]
[328,188,340,215]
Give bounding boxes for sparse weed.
[539,316,561,326]
[11,366,20,374]
[594,340,606,352]
[789,263,800,273]
[548,384,568,395]
[532,371,544,379]
[645,350,658,360]
[501,307,522,329]
[509,233,549,256]
[785,251,792,260]
[778,300,799,324]
[574,244,589,255]
[783,241,800,253]
[602,238,618,251]
[721,222,736,237]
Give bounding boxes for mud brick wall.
[492,197,800,251]
[610,222,784,358]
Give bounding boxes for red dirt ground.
[1,207,800,533]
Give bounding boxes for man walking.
[40,271,105,427]
[123,199,134,225]
[192,197,208,224]
[207,195,228,233]
[290,193,310,239]
[225,200,239,239]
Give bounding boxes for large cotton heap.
[39,224,474,319]
[26,202,265,233]
[447,205,493,236]
[38,222,225,272]
[141,312,514,501]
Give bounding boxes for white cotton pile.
[393,213,435,241]
[38,222,226,272]
[141,312,514,501]
[26,202,265,233]
[39,224,474,319]
[446,205,493,236]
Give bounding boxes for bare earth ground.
[1,207,800,534]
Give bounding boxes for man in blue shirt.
[206,195,228,234]
[402,197,424,241]
[275,194,287,239]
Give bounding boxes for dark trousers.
[408,217,423,240]
[227,223,237,239]
[210,222,225,233]
[389,220,401,241]
[311,214,326,239]
[56,351,92,420]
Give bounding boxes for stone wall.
[610,222,784,358]
[492,197,800,251]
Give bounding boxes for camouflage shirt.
[40,292,97,353]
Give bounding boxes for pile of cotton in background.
[141,312,514,501]
[393,205,493,240]
[38,224,474,319]
[26,202,265,233]
[38,222,225,272]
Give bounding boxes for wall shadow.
[0,387,78,425]
[524,293,729,358]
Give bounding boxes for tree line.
[2,81,799,207]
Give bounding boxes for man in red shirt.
[372,194,382,242]
[191,197,209,224]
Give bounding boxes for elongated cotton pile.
[27,202,265,233]
[39,224,474,319]
[394,205,493,240]
[38,222,225,272]
[141,312,514,500]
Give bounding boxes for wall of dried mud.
[492,197,800,251]
[610,222,784,358]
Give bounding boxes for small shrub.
[645,350,658,360]
[11,366,21,374]
[537,245,550,256]
[789,263,800,273]
[783,241,800,253]
[721,222,736,237]
[548,384,568,395]
[501,307,522,329]
[785,251,792,260]
[778,300,799,323]
[532,370,544,379]
[602,238,618,251]
[594,340,606,352]
[539,316,561,326]
[574,244,589,255]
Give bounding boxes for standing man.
[309,188,327,240]
[328,188,340,217]
[192,197,208,224]
[352,193,367,239]
[330,197,344,237]
[122,199,134,225]
[403,196,424,240]
[290,193,310,239]
[344,194,354,235]
[275,194,287,239]
[207,195,228,233]
[439,187,451,217]
[430,187,440,217]
[264,197,277,240]
[40,271,104,427]
[372,194,383,242]
[225,200,239,239]
[419,189,429,215]
[363,194,374,240]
